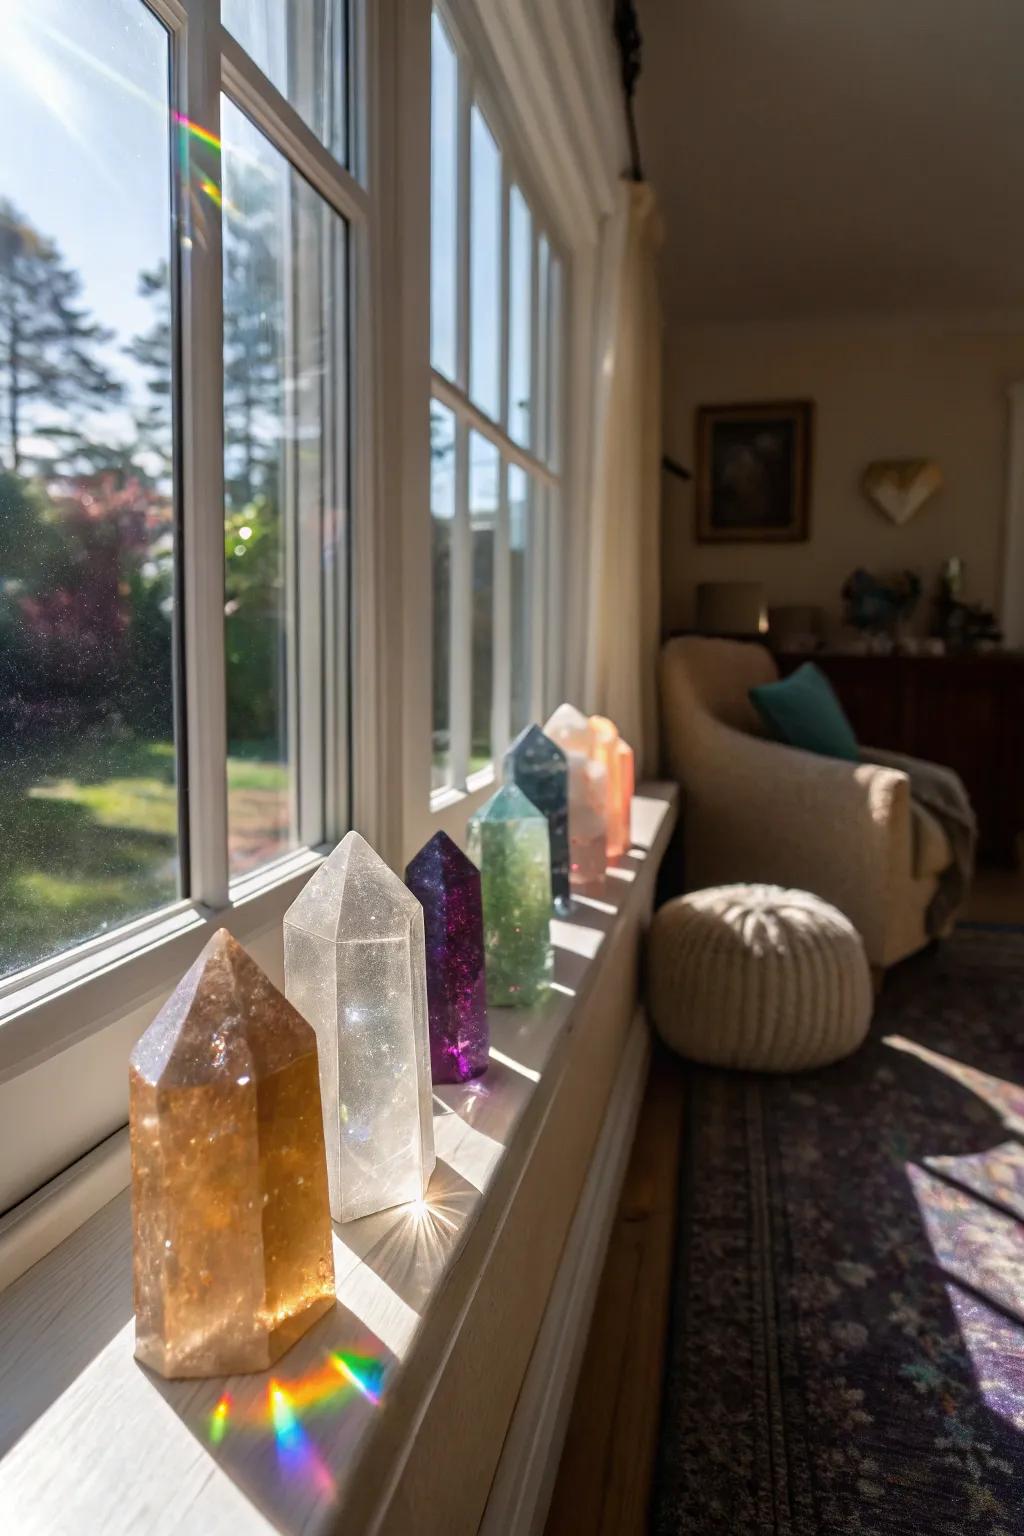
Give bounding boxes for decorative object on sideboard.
[695,400,813,544]
[284,831,435,1223]
[768,604,824,655]
[130,929,336,1379]
[504,724,571,913]
[841,567,922,640]
[544,703,608,895]
[695,580,769,637]
[405,831,489,1085]
[467,783,554,1008]
[932,557,1003,652]
[862,459,942,526]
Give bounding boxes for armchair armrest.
[684,720,914,960]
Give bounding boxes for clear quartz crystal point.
[129,928,336,1380]
[543,702,608,894]
[503,724,571,913]
[405,830,489,1083]
[589,715,632,859]
[467,782,553,1007]
[284,831,436,1223]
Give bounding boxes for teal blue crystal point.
[503,725,570,914]
[467,782,553,1007]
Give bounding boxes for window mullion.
[180,0,229,910]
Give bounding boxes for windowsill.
[0,784,676,1536]
[428,761,497,816]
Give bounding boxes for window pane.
[508,465,533,739]
[469,107,501,421]
[223,0,348,165]
[508,187,532,447]
[430,401,455,791]
[222,98,347,877]
[430,13,458,382]
[0,0,178,979]
[548,251,564,472]
[537,233,550,463]
[469,432,498,772]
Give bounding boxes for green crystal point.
[476,781,545,823]
[467,783,553,1007]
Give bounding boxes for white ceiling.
[636,0,1024,325]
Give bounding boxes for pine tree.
[123,261,173,481]
[0,201,123,476]
[222,167,284,511]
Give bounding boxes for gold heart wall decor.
[862,459,943,526]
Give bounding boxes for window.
[0,0,359,987]
[0,0,178,980]
[429,6,565,796]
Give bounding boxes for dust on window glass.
[221,97,347,876]
[0,0,180,979]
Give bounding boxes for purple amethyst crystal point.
[405,830,489,1083]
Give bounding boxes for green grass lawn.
[2,737,289,980]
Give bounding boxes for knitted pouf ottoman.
[648,884,872,1071]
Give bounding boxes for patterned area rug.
[652,926,1024,1536]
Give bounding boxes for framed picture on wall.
[695,400,814,543]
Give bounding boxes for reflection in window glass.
[0,0,178,979]
[430,13,458,382]
[508,465,533,739]
[430,402,456,790]
[223,0,348,165]
[469,107,501,422]
[508,187,532,447]
[469,433,498,771]
[222,98,347,876]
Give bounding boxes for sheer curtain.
[583,179,662,776]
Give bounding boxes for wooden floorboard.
[544,1044,686,1536]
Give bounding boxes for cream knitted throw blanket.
[862,746,977,935]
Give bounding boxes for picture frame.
[695,400,814,543]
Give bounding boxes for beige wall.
[661,317,1024,636]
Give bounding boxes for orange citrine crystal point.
[129,928,336,1379]
[589,716,631,859]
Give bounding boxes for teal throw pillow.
[749,663,859,762]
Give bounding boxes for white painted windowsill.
[0,785,677,1536]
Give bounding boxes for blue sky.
[0,0,172,442]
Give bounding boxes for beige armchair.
[659,637,958,968]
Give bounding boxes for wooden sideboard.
[776,652,1024,867]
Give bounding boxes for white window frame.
[0,0,388,1216]
[426,1,568,813]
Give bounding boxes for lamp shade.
[696,581,768,636]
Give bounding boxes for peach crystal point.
[129,929,335,1380]
[543,703,608,893]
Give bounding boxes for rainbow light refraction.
[270,1382,336,1496]
[172,111,221,153]
[332,1351,384,1405]
[209,1392,231,1445]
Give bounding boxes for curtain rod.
[612,0,645,183]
